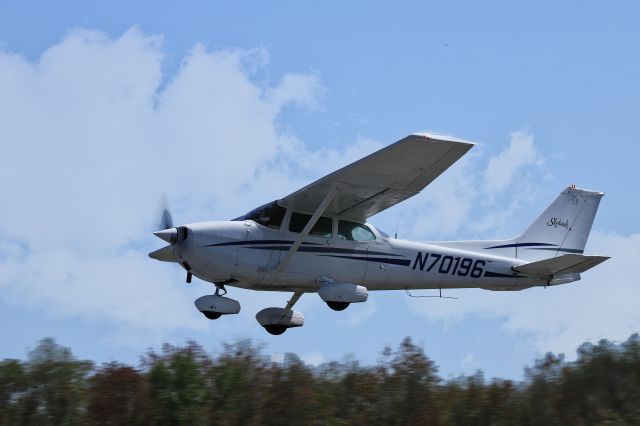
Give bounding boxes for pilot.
[258,210,271,226]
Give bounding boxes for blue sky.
[0,1,638,379]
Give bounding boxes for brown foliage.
[0,334,639,425]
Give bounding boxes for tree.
[87,362,149,426]
[206,339,266,425]
[379,337,441,426]
[2,334,640,425]
[0,359,28,424]
[145,342,209,426]
[12,338,93,426]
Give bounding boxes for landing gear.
[256,292,305,335]
[318,282,367,311]
[326,301,350,311]
[203,311,222,320]
[214,283,227,296]
[201,285,227,319]
[194,283,240,320]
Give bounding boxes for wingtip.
[411,132,476,146]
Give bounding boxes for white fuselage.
[176,219,551,293]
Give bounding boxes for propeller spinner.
[154,208,177,243]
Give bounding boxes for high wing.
[279,133,474,221]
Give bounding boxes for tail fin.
[513,186,604,261]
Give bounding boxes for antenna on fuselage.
[394,212,404,239]
[404,287,458,300]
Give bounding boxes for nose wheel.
[194,283,240,320]
[202,284,227,320]
[203,311,222,320]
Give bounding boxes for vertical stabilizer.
[513,186,604,261]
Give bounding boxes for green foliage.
[0,338,93,426]
[1,334,639,425]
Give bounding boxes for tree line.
[1,334,639,425]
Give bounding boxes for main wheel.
[264,325,287,335]
[203,311,222,320]
[327,301,350,311]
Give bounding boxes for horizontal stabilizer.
[513,254,609,276]
[148,245,177,262]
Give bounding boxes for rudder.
[514,186,604,261]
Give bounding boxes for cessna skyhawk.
[150,134,608,335]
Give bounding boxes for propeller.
[160,208,174,230]
[150,202,192,283]
[154,203,178,244]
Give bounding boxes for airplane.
[150,133,609,335]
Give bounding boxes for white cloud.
[387,131,639,360]
[0,28,380,346]
[376,130,547,241]
[405,154,478,237]
[267,73,322,110]
[408,231,640,359]
[337,298,378,328]
[483,130,543,199]
[1,27,635,364]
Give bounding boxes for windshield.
[233,201,286,229]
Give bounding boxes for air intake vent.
[177,226,189,241]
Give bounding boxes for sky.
[0,1,638,380]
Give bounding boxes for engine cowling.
[318,282,368,303]
[194,295,241,315]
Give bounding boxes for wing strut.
[272,185,341,275]
[281,291,304,317]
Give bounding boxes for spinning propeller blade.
[160,208,174,230]
[155,203,177,243]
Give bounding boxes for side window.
[289,213,333,238]
[338,220,376,242]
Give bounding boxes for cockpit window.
[234,201,286,229]
[338,220,376,241]
[289,213,333,238]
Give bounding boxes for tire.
[327,301,350,311]
[264,325,287,335]
[203,311,222,320]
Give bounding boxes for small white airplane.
[150,134,609,335]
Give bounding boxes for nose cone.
[154,228,177,244]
